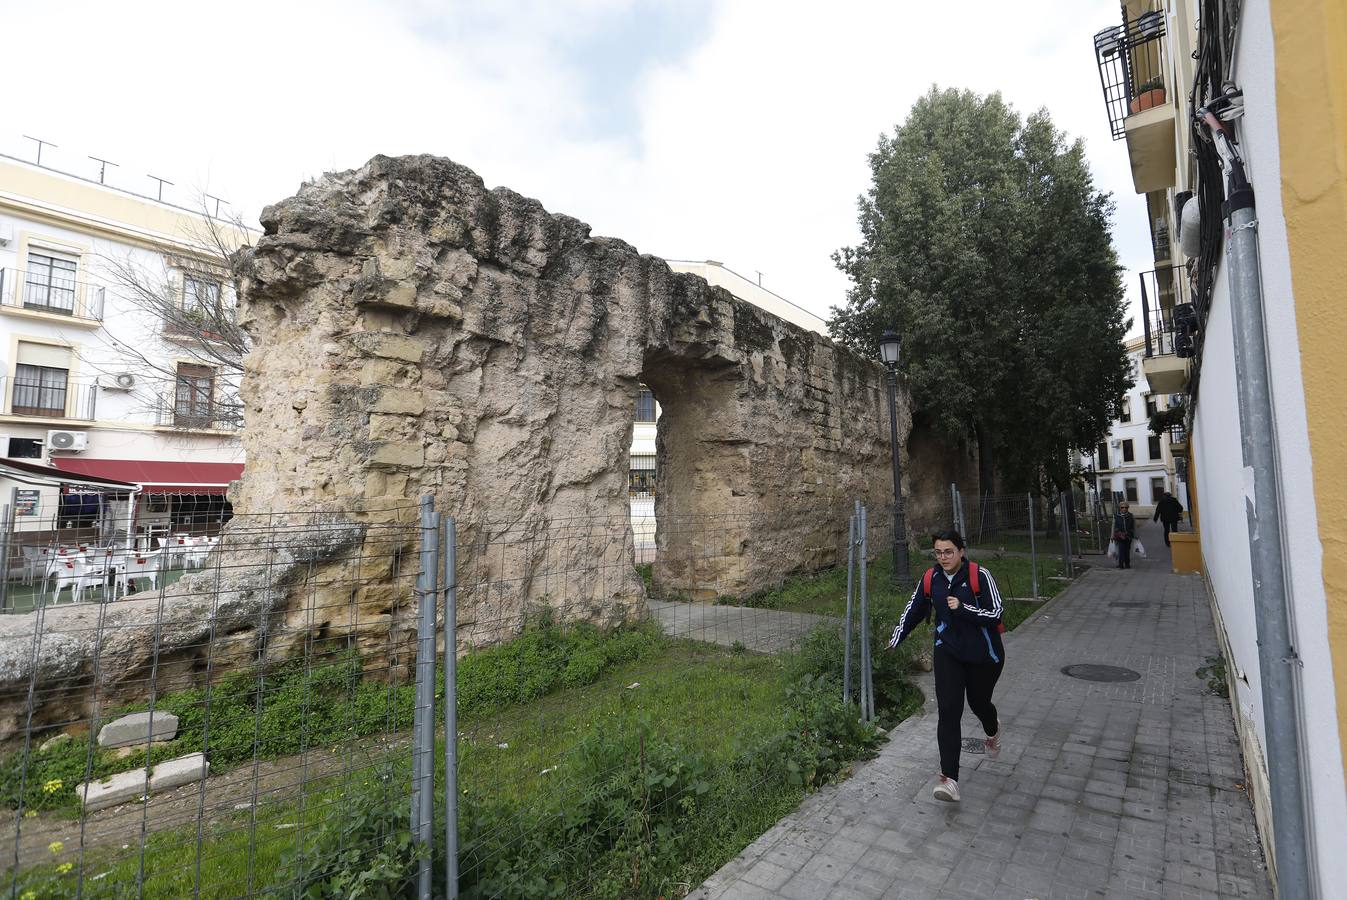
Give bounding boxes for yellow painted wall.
[1270,0,1347,785]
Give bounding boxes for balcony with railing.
[0,376,97,421]
[0,268,105,322]
[1093,8,1177,193]
[154,394,243,432]
[1139,265,1195,394]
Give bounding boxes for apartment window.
[24,251,78,314]
[1122,439,1135,462]
[6,437,42,459]
[1145,395,1158,418]
[174,363,215,427]
[1099,478,1112,502]
[1148,434,1162,460]
[1097,442,1109,470]
[12,342,72,418]
[183,275,222,313]
[635,388,656,423]
[1125,479,1138,502]
[1151,478,1167,504]
[1119,397,1132,423]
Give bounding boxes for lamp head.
[878,329,900,367]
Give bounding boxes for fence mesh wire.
[0,485,1092,897]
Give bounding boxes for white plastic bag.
[1132,539,1146,558]
[1107,541,1118,560]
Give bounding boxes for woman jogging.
[887,529,1005,802]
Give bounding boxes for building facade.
[1092,0,1346,892]
[1083,335,1184,518]
[0,154,247,539]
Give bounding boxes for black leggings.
[1115,537,1132,567]
[934,649,1003,781]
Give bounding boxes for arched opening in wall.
[638,353,755,603]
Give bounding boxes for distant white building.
[1082,335,1185,517]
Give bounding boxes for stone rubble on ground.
[96,711,179,748]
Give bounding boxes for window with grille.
[12,364,68,417]
[1151,478,1167,503]
[1125,479,1138,502]
[175,363,215,427]
[183,275,221,312]
[1122,439,1135,462]
[1097,443,1109,470]
[635,388,656,423]
[24,251,78,314]
[1148,434,1162,460]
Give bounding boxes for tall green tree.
[831,87,1131,493]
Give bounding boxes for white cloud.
[2,0,1151,331]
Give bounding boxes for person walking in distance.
[1113,502,1137,569]
[887,529,1005,802]
[1153,490,1184,546]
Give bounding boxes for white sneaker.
[933,776,960,802]
[985,720,1002,759]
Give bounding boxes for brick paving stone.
[687,524,1273,899]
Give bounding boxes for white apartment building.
[0,154,247,539]
[1083,335,1184,517]
[1092,0,1347,891]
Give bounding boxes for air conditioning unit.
[104,373,137,391]
[47,430,88,452]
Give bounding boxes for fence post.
[842,512,856,705]
[1027,494,1039,600]
[443,516,459,899]
[859,503,873,724]
[956,490,967,537]
[0,501,12,613]
[1058,491,1072,579]
[412,495,439,900]
[949,483,958,530]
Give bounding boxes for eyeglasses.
[933,548,959,558]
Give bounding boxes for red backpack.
[923,561,1007,634]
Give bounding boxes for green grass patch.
[15,629,899,899]
[1,620,666,818]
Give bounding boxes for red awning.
[50,458,244,495]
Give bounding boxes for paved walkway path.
[647,599,834,653]
[690,520,1271,899]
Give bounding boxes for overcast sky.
[3,0,1150,335]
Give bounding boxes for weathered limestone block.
[78,768,147,812]
[98,711,179,748]
[148,753,210,791]
[77,753,210,812]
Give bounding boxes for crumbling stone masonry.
[235,154,908,635]
[0,155,912,737]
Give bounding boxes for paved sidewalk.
[690,521,1271,899]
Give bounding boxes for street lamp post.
[879,330,910,589]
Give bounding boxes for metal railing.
[0,268,105,321]
[1093,8,1169,139]
[154,393,243,431]
[1139,265,1192,358]
[0,375,97,421]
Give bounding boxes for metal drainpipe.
[1212,111,1317,899]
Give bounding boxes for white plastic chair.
[116,549,163,596]
[49,557,97,604]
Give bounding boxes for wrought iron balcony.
[0,376,98,421]
[0,268,105,321]
[154,394,243,431]
[1139,265,1193,358]
[1094,9,1169,140]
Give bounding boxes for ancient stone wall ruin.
[236,154,908,634]
[0,154,912,737]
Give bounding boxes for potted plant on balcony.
[1129,76,1167,113]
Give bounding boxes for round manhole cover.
[960,738,985,754]
[1061,664,1141,682]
